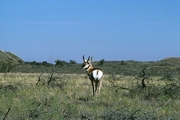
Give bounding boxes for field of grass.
[0,73,180,120]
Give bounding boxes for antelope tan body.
[82,56,103,97]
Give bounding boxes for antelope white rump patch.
[92,70,103,80]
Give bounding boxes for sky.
[0,0,180,63]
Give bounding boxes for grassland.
[0,72,180,120]
[1,51,180,119]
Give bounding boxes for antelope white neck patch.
[83,64,89,69]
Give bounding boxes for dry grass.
[0,73,180,119]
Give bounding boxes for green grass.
[0,73,180,120]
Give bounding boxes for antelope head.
[82,55,93,69]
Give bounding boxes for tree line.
[0,59,78,73]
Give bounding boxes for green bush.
[98,59,105,65]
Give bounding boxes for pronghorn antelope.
[82,55,103,97]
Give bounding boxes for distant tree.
[69,60,77,64]
[55,60,67,66]
[30,61,40,65]
[121,60,126,65]
[42,61,52,67]
[98,59,105,65]
[42,61,48,65]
